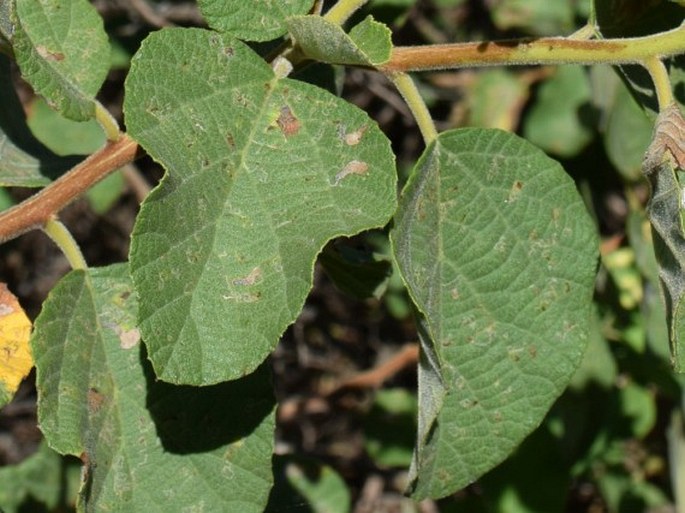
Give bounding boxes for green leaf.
[267,456,351,513]
[319,241,391,299]
[0,188,14,211]
[568,314,617,390]
[287,15,392,66]
[466,69,529,130]
[0,441,66,513]
[391,129,598,499]
[0,54,80,187]
[593,0,685,37]
[25,96,123,212]
[199,0,314,42]
[642,104,685,372]
[284,458,350,513]
[364,388,417,468]
[13,0,110,120]
[85,171,125,214]
[0,0,13,48]
[480,425,570,513]
[31,264,276,512]
[491,0,575,36]
[593,0,685,114]
[125,28,397,385]
[523,65,595,158]
[27,97,105,155]
[592,67,653,181]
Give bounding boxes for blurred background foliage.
[2,0,685,512]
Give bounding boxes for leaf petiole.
[387,72,437,146]
[324,0,370,26]
[42,217,88,270]
[643,56,676,112]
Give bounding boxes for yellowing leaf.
[0,283,33,407]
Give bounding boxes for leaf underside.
[124,28,397,385]
[391,129,598,499]
[642,104,685,371]
[12,0,110,121]
[286,15,392,67]
[31,264,275,513]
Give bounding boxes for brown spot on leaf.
[233,267,262,286]
[36,45,65,61]
[87,388,105,413]
[344,125,368,146]
[334,160,369,185]
[277,106,300,137]
[119,328,140,349]
[507,180,524,202]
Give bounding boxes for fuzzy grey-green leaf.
[391,129,598,499]
[287,15,392,66]
[124,28,396,385]
[200,0,314,41]
[642,103,685,371]
[31,264,276,512]
[13,0,110,120]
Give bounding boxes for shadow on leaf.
[144,349,275,454]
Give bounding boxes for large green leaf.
[391,129,598,499]
[125,28,397,385]
[12,0,110,120]
[31,264,276,512]
[0,54,79,186]
[199,0,314,42]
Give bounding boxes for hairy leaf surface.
[200,0,314,41]
[391,129,598,499]
[13,0,110,120]
[643,104,685,371]
[125,28,396,385]
[31,264,276,512]
[287,15,392,66]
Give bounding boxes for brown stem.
[0,134,139,244]
[325,343,419,395]
[381,25,685,73]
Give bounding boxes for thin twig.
[325,344,419,395]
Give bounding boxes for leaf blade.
[391,128,598,499]
[199,0,314,42]
[13,0,110,120]
[31,264,276,512]
[0,283,32,408]
[287,15,392,67]
[124,28,397,385]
